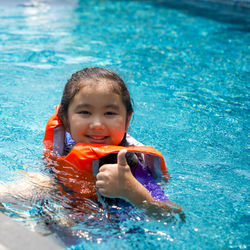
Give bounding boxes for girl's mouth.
[86,135,108,144]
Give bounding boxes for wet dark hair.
[58,67,133,127]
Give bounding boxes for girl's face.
[66,80,131,145]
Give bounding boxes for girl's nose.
[89,116,105,130]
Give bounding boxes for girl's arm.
[96,150,185,221]
[0,172,54,204]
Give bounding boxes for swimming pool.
[0,0,249,249]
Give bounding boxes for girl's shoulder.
[125,134,144,147]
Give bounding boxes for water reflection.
[0,171,183,247]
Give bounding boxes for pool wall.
[158,0,250,26]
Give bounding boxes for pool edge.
[0,213,64,250]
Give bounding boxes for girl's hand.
[96,150,185,221]
[96,149,136,200]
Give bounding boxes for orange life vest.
[43,106,168,199]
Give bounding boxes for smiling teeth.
[90,136,105,139]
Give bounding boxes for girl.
[47,67,184,219]
[0,67,183,222]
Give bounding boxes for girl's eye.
[105,111,117,116]
[78,110,91,115]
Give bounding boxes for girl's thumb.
[117,149,127,167]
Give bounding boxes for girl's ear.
[61,115,70,132]
[125,113,133,132]
[57,107,70,132]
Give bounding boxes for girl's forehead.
[71,83,126,111]
[76,80,122,100]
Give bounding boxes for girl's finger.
[117,149,127,167]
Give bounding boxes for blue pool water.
[0,0,249,249]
